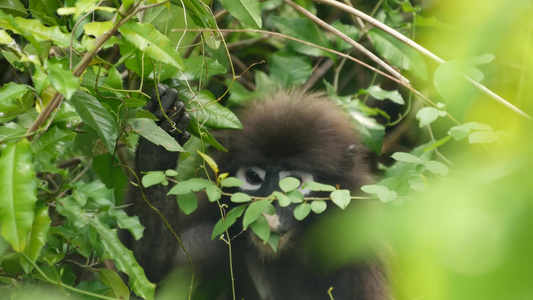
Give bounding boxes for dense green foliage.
[0,0,532,299]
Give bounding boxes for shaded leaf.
[0,82,34,122]
[167,178,214,195]
[425,161,450,177]
[131,118,184,152]
[270,52,313,88]
[99,268,130,300]
[71,91,118,154]
[361,85,405,104]
[109,209,144,241]
[271,16,333,58]
[250,215,270,244]
[177,193,198,215]
[212,205,246,239]
[219,0,262,28]
[181,88,242,129]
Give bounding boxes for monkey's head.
[220,90,370,257]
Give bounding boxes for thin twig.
[314,0,530,119]
[283,0,409,84]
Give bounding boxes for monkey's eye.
[246,169,263,184]
[236,167,266,191]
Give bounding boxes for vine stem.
[20,253,117,300]
[314,0,530,119]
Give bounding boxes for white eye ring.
[236,167,266,191]
[279,171,314,196]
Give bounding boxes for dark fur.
[124,87,387,299]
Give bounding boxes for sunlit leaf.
[331,189,351,209]
[181,88,242,130]
[310,200,327,214]
[119,21,184,71]
[21,205,50,272]
[109,209,144,241]
[0,140,36,252]
[243,199,271,229]
[304,182,336,192]
[391,152,424,164]
[141,171,167,188]
[198,151,219,174]
[220,177,243,188]
[231,192,252,203]
[280,177,301,193]
[167,178,214,195]
[294,203,311,220]
[425,161,450,177]
[0,82,34,122]
[416,107,447,128]
[361,85,405,105]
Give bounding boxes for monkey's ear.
[344,144,358,158]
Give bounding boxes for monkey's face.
[234,165,317,255]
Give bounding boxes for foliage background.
[0,0,532,299]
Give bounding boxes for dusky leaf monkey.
[123,85,387,299]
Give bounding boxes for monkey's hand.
[136,84,190,172]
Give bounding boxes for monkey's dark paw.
[147,84,191,145]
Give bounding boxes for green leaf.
[0,15,77,49]
[0,82,34,122]
[425,160,450,177]
[46,58,79,100]
[109,209,144,241]
[178,57,227,81]
[30,126,75,160]
[271,16,333,58]
[119,21,184,71]
[416,107,447,128]
[131,118,185,152]
[83,21,114,37]
[187,118,227,152]
[0,122,26,143]
[220,177,243,188]
[361,85,405,105]
[279,177,301,193]
[219,0,262,28]
[205,185,222,202]
[0,0,26,16]
[165,169,178,177]
[177,193,198,215]
[448,122,494,141]
[250,216,270,244]
[231,192,252,203]
[424,135,452,151]
[181,88,242,129]
[167,178,214,195]
[469,131,499,144]
[294,203,311,220]
[304,182,336,192]
[361,185,398,203]
[310,200,327,214]
[267,233,280,253]
[71,91,118,154]
[270,52,313,88]
[0,140,37,252]
[243,199,270,229]
[273,191,291,207]
[391,152,424,164]
[433,60,484,102]
[0,29,13,44]
[99,268,130,300]
[88,216,155,300]
[211,205,246,240]
[368,28,428,80]
[287,190,304,204]
[330,189,351,209]
[21,205,50,272]
[141,171,168,188]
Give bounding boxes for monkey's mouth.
[249,213,292,254]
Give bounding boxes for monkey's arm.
[136,84,190,173]
[128,84,191,282]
